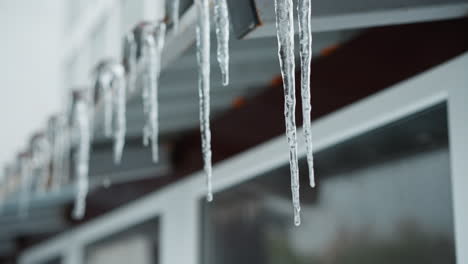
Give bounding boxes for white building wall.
[0,0,64,167]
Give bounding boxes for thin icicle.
[0,164,10,213]
[137,24,150,147]
[297,0,315,188]
[18,152,32,218]
[72,92,91,220]
[274,0,301,226]
[142,69,151,147]
[57,114,71,187]
[30,133,51,194]
[101,71,114,138]
[150,23,165,163]
[48,115,65,191]
[196,0,213,202]
[214,0,230,86]
[123,32,138,92]
[141,22,166,163]
[171,0,180,32]
[110,63,127,164]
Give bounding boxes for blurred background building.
[0,0,468,263]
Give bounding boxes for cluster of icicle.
[168,0,230,201]
[94,61,127,164]
[190,0,230,201]
[0,1,317,228]
[0,112,71,218]
[274,0,315,226]
[0,0,233,218]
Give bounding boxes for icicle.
[171,0,180,32]
[30,133,51,194]
[0,165,9,213]
[137,25,150,147]
[123,32,138,92]
[49,114,71,191]
[48,116,60,190]
[18,152,32,218]
[214,0,230,86]
[110,63,127,164]
[297,0,315,188]
[101,71,114,138]
[196,0,213,202]
[72,92,91,220]
[274,0,301,226]
[142,70,150,147]
[59,114,71,187]
[141,22,166,163]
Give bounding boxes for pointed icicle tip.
[310,180,316,188]
[206,193,213,202]
[294,213,301,226]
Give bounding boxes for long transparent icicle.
[298,0,315,188]
[214,0,230,86]
[150,24,165,163]
[72,95,91,220]
[171,0,180,32]
[111,64,127,164]
[140,25,151,147]
[142,67,151,147]
[141,23,166,163]
[274,0,301,226]
[196,0,213,202]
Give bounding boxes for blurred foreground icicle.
[274,0,301,226]
[297,0,315,188]
[196,0,213,202]
[139,22,166,163]
[214,0,230,86]
[71,91,91,220]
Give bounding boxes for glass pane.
[201,103,456,264]
[36,256,62,264]
[85,217,159,264]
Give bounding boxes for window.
[85,217,160,264]
[201,104,456,264]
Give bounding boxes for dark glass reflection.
[85,218,159,264]
[37,257,62,264]
[201,104,455,264]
